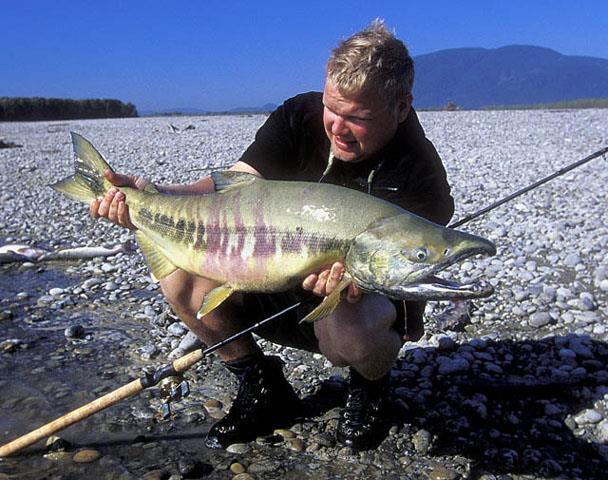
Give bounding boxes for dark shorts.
[241,289,414,353]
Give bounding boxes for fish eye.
[443,248,450,256]
[414,248,428,262]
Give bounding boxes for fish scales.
[130,180,371,289]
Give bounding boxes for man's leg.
[313,294,403,450]
[159,269,260,361]
[313,293,402,379]
[159,270,301,448]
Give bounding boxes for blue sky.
[2,0,607,112]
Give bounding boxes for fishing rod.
[1,146,605,457]
[0,299,309,457]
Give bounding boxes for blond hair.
[326,19,414,104]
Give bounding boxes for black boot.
[336,368,392,450]
[205,354,302,449]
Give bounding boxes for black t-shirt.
[239,91,454,226]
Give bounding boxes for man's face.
[322,79,411,163]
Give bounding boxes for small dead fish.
[0,242,133,264]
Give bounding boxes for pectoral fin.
[197,285,235,319]
[135,231,178,281]
[300,276,353,323]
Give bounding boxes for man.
[91,20,454,450]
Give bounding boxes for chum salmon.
[52,133,496,322]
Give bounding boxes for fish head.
[345,213,497,301]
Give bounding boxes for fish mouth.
[387,275,495,301]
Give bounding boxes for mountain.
[141,103,277,116]
[227,103,277,113]
[412,45,608,109]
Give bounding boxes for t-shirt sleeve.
[238,102,298,180]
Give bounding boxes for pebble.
[64,324,85,339]
[230,462,247,474]
[274,428,296,438]
[412,429,433,454]
[287,437,305,452]
[46,435,71,452]
[596,420,608,443]
[429,465,458,480]
[529,311,552,328]
[72,449,101,463]
[437,357,470,374]
[233,474,253,480]
[574,409,603,425]
[203,398,224,419]
[226,443,250,454]
[142,470,167,480]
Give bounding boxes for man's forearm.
[156,176,215,195]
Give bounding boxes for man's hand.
[302,262,362,303]
[89,170,150,231]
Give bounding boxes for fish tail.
[50,132,115,204]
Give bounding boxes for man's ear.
[397,93,413,123]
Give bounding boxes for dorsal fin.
[143,183,159,193]
[211,171,259,193]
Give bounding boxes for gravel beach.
[1,109,607,479]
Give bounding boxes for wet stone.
[142,470,168,480]
[429,465,458,480]
[274,428,296,439]
[412,429,433,454]
[203,398,224,419]
[247,459,281,474]
[233,474,253,480]
[230,462,247,474]
[287,437,305,452]
[64,324,85,339]
[46,435,72,452]
[44,451,72,461]
[256,434,284,445]
[72,448,101,463]
[178,458,213,478]
[226,442,250,454]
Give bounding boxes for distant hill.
[413,45,608,109]
[141,103,277,117]
[227,103,277,113]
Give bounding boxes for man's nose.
[331,115,349,135]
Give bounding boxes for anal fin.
[197,285,235,319]
[300,276,353,323]
[135,231,178,281]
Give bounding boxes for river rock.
[72,449,101,463]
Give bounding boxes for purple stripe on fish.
[280,226,305,253]
[252,208,276,258]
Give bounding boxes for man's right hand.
[89,170,151,231]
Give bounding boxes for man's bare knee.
[160,270,215,317]
[315,295,398,367]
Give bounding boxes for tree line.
[0,97,138,121]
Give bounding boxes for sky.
[2,0,607,112]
